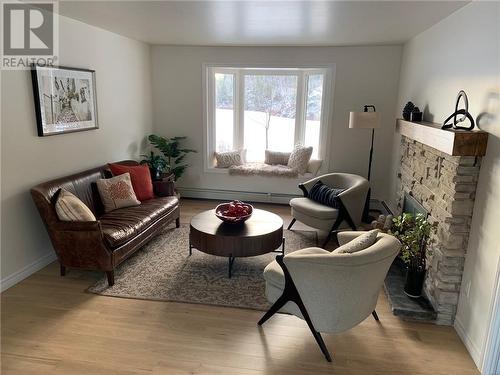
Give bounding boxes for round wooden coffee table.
[189,209,284,278]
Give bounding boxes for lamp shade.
[349,112,381,129]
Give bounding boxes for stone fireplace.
[394,120,487,325]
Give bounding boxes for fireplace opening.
[403,193,427,217]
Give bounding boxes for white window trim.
[203,63,335,174]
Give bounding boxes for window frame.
[204,64,335,173]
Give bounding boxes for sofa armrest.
[49,220,113,269]
[53,220,101,232]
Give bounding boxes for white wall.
[151,45,401,200]
[0,16,153,289]
[391,2,500,370]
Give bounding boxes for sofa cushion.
[290,197,338,219]
[54,188,97,222]
[109,163,154,201]
[100,196,178,248]
[97,173,141,213]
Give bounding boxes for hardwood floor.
[1,198,478,374]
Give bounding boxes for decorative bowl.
[215,201,253,224]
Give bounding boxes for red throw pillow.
[108,164,154,201]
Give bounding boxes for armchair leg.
[258,255,333,362]
[258,294,288,326]
[106,271,115,287]
[372,310,379,321]
[60,264,66,276]
[175,217,180,228]
[287,218,296,230]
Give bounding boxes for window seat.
[227,159,322,178]
[229,163,299,178]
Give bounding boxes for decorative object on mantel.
[396,118,488,156]
[349,105,381,223]
[410,107,423,122]
[31,65,98,136]
[147,134,196,181]
[442,90,475,131]
[391,213,436,298]
[402,101,415,121]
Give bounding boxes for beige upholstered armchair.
[288,173,369,247]
[258,231,401,362]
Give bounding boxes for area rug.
[87,224,317,311]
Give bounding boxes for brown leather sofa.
[31,160,180,286]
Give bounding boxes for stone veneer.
[395,136,481,325]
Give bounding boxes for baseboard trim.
[1,251,57,292]
[455,316,482,369]
[177,187,300,205]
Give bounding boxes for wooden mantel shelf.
[396,119,488,156]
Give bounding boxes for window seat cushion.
[229,162,299,178]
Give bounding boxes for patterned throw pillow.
[287,145,313,174]
[96,173,141,213]
[215,150,244,168]
[335,229,379,254]
[54,188,96,221]
[308,180,345,208]
[265,150,291,165]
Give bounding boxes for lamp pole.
[362,105,378,223]
[364,105,376,181]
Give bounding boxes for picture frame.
[31,65,98,136]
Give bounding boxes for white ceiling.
[58,1,469,46]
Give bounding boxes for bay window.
[206,66,331,168]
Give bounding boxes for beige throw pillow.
[97,173,141,213]
[265,150,291,165]
[55,188,96,221]
[287,145,313,174]
[335,230,379,254]
[215,150,244,168]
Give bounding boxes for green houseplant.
[140,151,167,181]
[391,213,436,298]
[147,135,196,181]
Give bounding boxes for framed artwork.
[31,65,98,136]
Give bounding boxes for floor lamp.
[349,105,381,223]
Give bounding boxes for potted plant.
[391,213,436,298]
[140,151,167,181]
[147,134,196,181]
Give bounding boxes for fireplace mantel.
[396,119,488,156]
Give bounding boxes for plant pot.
[404,267,426,298]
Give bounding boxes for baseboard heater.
[176,187,301,205]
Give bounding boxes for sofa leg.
[372,310,380,321]
[106,271,115,286]
[60,264,66,276]
[175,217,180,228]
[287,218,296,230]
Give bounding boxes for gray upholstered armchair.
[258,231,401,361]
[288,173,369,247]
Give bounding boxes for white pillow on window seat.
[307,159,323,175]
[288,145,313,174]
[215,150,246,168]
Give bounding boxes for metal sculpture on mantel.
[442,90,476,131]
